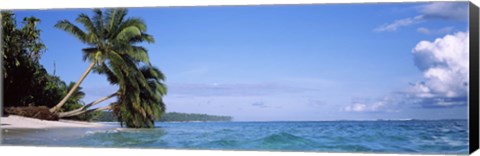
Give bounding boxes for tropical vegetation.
[2,11,83,112]
[2,9,167,128]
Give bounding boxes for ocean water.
[1,120,469,154]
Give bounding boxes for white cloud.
[344,102,388,112]
[346,31,469,111]
[409,31,469,106]
[419,2,469,20]
[375,2,467,32]
[344,96,399,112]
[375,15,424,32]
[344,103,367,112]
[417,27,454,35]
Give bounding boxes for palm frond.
[115,26,142,42]
[56,8,165,128]
[81,47,99,61]
[105,8,128,37]
[92,9,105,41]
[129,33,155,44]
[75,14,99,44]
[54,20,87,43]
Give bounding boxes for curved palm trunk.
[50,62,95,113]
[60,105,112,118]
[58,92,117,118]
[87,105,112,113]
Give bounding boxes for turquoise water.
[1,120,468,154]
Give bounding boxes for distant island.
[159,112,233,122]
[91,111,233,122]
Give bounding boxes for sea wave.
[255,132,318,149]
[84,129,120,136]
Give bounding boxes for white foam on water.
[84,129,120,136]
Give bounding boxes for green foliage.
[2,12,86,118]
[60,82,86,112]
[2,11,62,108]
[89,111,116,122]
[54,8,153,66]
[56,9,166,128]
[111,65,167,128]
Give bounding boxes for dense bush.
[2,11,85,118]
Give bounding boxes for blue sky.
[13,2,469,121]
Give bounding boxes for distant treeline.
[91,111,232,122]
[159,112,232,122]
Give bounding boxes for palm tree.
[51,8,154,113]
[57,81,110,118]
[58,92,117,118]
[90,50,167,128]
[112,65,167,128]
[59,64,167,128]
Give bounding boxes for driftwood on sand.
[5,106,59,121]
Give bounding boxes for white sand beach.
[1,115,103,129]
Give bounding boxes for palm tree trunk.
[58,92,117,118]
[50,62,95,113]
[60,105,112,118]
[88,105,112,112]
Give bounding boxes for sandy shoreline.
[1,115,104,129]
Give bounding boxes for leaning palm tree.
[112,65,167,128]
[59,64,167,128]
[51,8,154,113]
[93,47,167,128]
[57,91,117,118]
